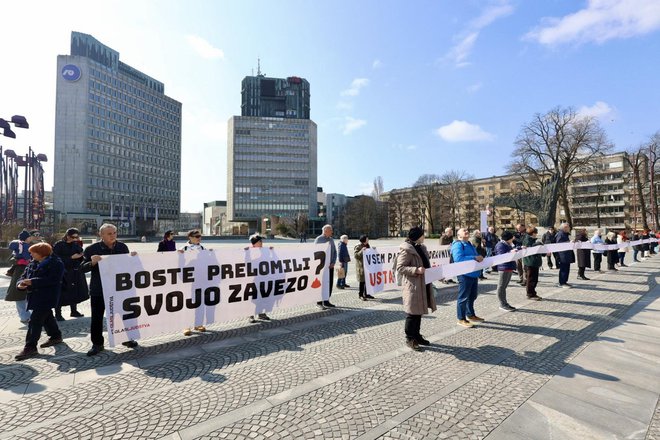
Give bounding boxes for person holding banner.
[246,233,272,323]
[494,231,519,312]
[14,243,65,361]
[180,229,208,335]
[452,228,485,327]
[470,230,487,280]
[522,227,543,301]
[576,229,592,280]
[52,228,88,321]
[157,230,177,252]
[82,224,139,356]
[354,235,374,301]
[541,226,557,270]
[605,231,619,271]
[591,229,605,273]
[513,224,527,286]
[617,231,629,267]
[396,227,436,350]
[555,223,575,287]
[315,225,337,309]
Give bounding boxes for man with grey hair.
[451,228,485,328]
[555,222,575,288]
[315,224,337,308]
[82,224,138,356]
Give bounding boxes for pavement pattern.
[1,249,659,439]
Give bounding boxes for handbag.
[336,266,345,278]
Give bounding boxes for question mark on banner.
[311,250,326,289]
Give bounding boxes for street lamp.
[0,115,29,138]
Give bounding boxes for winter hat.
[359,234,368,243]
[250,233,263,245]
[408,227,424,242]
[18,230,30,241]
[501,231,514,241]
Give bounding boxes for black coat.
[82,240,130,297]
[575,233,591,268]
[19,256,65,310]
[555,230,576,264]
[53,240,89,306]
[605,238,619,266]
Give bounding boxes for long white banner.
[98,244,330,346]
[363,244,451,295]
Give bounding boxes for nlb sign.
[62,64,81,82]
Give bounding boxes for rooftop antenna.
[257,58,265,77]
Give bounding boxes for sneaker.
[258,313,270,321]
[478,276,487,280]
[359,296,367,301]
[527,295,543,301]
[467,315,485,322]
[406,339,421,351]
[15,347,38,361]
[365,294,375,299]
[183,328,193,336]
[344,284,352,288]
[457,319,474,328]
[323,301,336,308]
[248,316,257,324]
[416,336,431,345]
[39,337,63,348]
[316,303,327,310]
[122,340,139,348]
[86,345,104,356]
[194,326,206,332]
[562,283,572,288]
[499,304,517,312]
[20,319,30,324]
[70,311,84,318]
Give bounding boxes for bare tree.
[508,106,612,225]
[387,190,406,237]
[439,170,474,232]
[625,148,650,231]
[371,176,385,201]
[412,174,442,234]
[646,132,660,228]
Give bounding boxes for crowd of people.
[5,222,658,359]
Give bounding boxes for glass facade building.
[54,32,181,232]
[241,75,310,119]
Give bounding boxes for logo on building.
[62,64,82,82]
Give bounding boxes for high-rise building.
[227,73,317,229]
[54,31,182,234]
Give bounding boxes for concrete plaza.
[0,238,659,439]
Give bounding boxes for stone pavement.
[1,253,659,439]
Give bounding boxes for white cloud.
[342,117,367,135]
[444,1,514,67]
[372,59,383,69]
[186,34,225,59]
[435,120,495,142]
[526,0,660,46]
[340,78,370,96]
[336,101,354,111]
[578,101,615,120]
[467,82,483,93]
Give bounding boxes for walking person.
[617,231,628,267]
[396,227,437,350]
[576,228,591,280]
[354,235,374,301]
[605,232,619,271]
[52,228,88,321]
[522,227,543,301]
[315,225,337,308]
[336,235,351,289]
[555,223,575,288]
[452,228,485,327]
[14,243,65,361]
[180,230,208,335]
[157,230,177,252]
[246,234,272,323]
[82,224,138,356]
[591,229,605,273]
[494,231,519,312]
[5,230,36,324]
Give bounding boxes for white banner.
[424,238,658,284]
[364,244,451,295]
[480,211,488,233]
[98,244,330,346]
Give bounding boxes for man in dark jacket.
[513,224,527,285]
[14,243,65,361]
[82,223,138,356]
[555,223,575,287]
[336,235,351,289]
[541,226,557,269]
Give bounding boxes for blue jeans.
[15,299,31,322]
[456,275,479,320]
[558,263,571,285]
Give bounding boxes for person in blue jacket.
[451,228,485,328]
[14,242,65,361]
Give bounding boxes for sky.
[1,0,660,213]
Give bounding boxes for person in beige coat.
[396,227,437,351]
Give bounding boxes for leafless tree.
[508,106,612,225]
[371,176,385,201]
[387,190,406,237]
[625,148,650,231]
[646,132,660,228]
[412,174,442,234]
[439,170,474,232]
